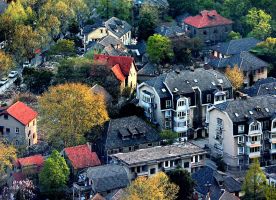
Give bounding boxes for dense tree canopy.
[225,65,244,90]
[0,50,14,77]
[39,150,69,194]
[0,141,16,174]
[39,83,109,148]
[147,34,174,64]
[123,172,179,200]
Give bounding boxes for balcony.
[246,141,261,147]
[174,126,188,133]
[136,171,149,177]
[176,105,189,111]
[248,151,261,158]
[174,116,186,122]
[269,133,276,143]
[270,149,276,154]
[191,160,205,168]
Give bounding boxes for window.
[142,95,151,103]
[166,100,171,108]
[164,161,169,168]
[225,27,228,32]
[150,168,156,175]
[203,30,207,35]
[262,120,269,130]
[15,127,19,133]
[217,118,223,127]
[200,155,203,160]
[207,94,211,103]
[177,111,185,119]
[6,128,10,133]
[129,146,133,151]
[251,124,259,131]
[178,100,185,107]
[238,147,244,155]
[188,97,191,105]
[194,156,199,163]
[4,114,8,120]
[238,125,244,133]
[100,29,103,33]
[251,136,258,142]
[165,121,171,128]
[131,167,135,173]
[273,121,276,129]
[238,136,244,144]
[225,91,230,98]
[184,162,189,168]
[250,146,260,153]
[33,120,35,126]
[15,140,19,146]
[148,143,152,147]
[214,29,218,33]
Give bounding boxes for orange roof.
[15,154,44,168]
[6,101,37,125]
[111,64,126,81]
[184,10,233,28]
[64,144,101,170]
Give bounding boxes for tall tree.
[39,150,69,194]
[225,65,244,90]
[48,39,76,57]
[123,172,179,200]
[147,34,174,64]
[168,169,195,200]
[39,83,109,148]
[245,8,272,39]
[242,159,267,200]
[0,50,14,77]
[137,4,159,40]
[0,141,16,174]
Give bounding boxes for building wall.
[0,115,37,147]
[208,109,236,166]
[188,24,232,43]
[85,28,108,42]
[127,63,137,90]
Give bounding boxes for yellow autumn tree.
[0,141,16,174]
[225,65,244,90]
[39,83,109,148]
[123,172,179,200]
[0,50,14,77]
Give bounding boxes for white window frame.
[166,100,171,108]
[15,127,19,133]
[238,147,244,155]
[238,136,244,144]
[177,111,185,119]
[238,125,245,133]
[251,123,259,131]
[272,119,276,129]
[165,121,171,129]
[178,100,185,107]
[207,94,211,103]
[164,160,170,168]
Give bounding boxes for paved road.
[0,77,17,95]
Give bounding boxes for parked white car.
[8,71,18,78]
[0,77,8,86]
[23,62,31,68]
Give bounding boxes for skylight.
[161,88,166,92]
[235,113,239,117]
[249,111,253,115]
[211,82,216,86]
[218,79,223,84]
[194,79,198,83]
[265,108,269,112]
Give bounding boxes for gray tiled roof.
[112,143,205,166]
[86,164,130,193]
[104,116,161,150]
[214,95,276,122]
[105,17,131,39]
[208,51,268,71]
[0,0,7,14]
[99,35,124,48]
[210,37,260,55]
[83,21,104,34]
[155,24,185,37]
[134,0,169,7]
[243,77,276,97]
[138,62,159,76]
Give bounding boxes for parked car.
[8,71,18,78]
[23,62,31,68]
[0,77,8,86]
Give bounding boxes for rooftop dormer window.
[251,123,259,131]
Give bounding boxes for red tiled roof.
[111,64,126,81]
[14,154,44,168]
[94,54,135,76]
[184,10,233,28]
[64,144,101,170]
[6,101,38,125]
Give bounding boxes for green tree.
[167,169,195,200]
[39,83,109,148]
[0,141,16,174]
[245,8,272,39]
[0,50,14,77]
[242,159,267,200]
[160,130,178,145]
[39,150,69,194]
[265,184,276,200]
[48,39,76,57]
[137,4,159,40]
[227,31,242,40]
[147,34,174,64]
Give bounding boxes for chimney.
[87,142,92,152]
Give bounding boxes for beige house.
[208,95,276,169]
[94,54,138,92]
[82,17,132,47]
[111,143,206,179]
[0,101,38,147]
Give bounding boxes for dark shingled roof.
[105,17,131,39]
[155,24,185,37]
[242,77,276,97]
[83,21,104,34]
[208,51,268,71]
[210,37,260,55]
[104,116,161,150]
[138,62,159,77]
[214,95,276,123]
[86,164,130,193]
[144,68,231,98]
[134,0,169,7]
